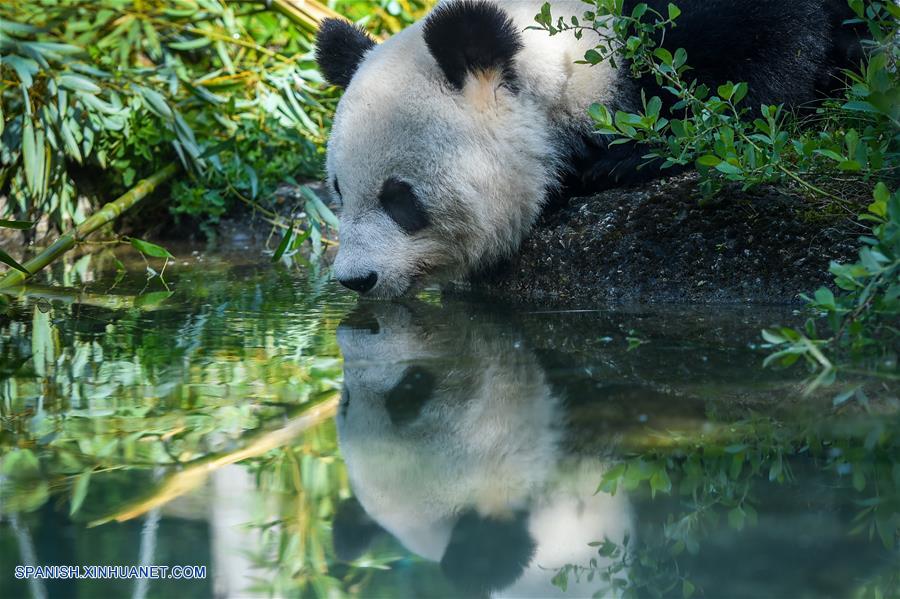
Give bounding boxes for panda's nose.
[339,272,378,294]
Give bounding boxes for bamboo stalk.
[268,0,344,33]
[0,163,180,289]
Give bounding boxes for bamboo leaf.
[168,37,212,50]
[61,121,83,163]
[0,248,30,274]
[136,86,173,119]
[22,117,38,194]
[129,238,174,259]
[0,220,36,230]
[272,224,294,262]
[301,187,340,229]
[4,55,39,87]
[59,74,102,94]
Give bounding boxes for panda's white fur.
[335,302,633,595]
[319,0,860,298]
[326,2,611,298]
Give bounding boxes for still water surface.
[0,245,897,598]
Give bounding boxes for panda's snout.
[339,271,378,295]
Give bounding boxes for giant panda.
[315,0,863,299]
[333,301,633,596]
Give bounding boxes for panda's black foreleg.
[559,134,684,200]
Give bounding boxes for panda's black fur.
[315,19,376,88]
[423,0,524,91]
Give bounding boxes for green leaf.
[70,470,92,516]
[137,86,173,119]
[668,3,682,20]
[714,162,742,175]
[0,248,30,275]
[813,288,836,309]
[129,238,173,259]
[584,48,603,65]
[841,100,880,114]
[761,328,787,344]
[653,47,674,66]
[301,187,340,230]
[589,103,613,126]
[59,74,102,94]
[272,225,294,262]
[61,121,83,163]
[5,55,39,88]
[22,117,38,194]
[0,219,36,230]
[168,37,213,50]
[873,181,890,204]
[717,82,734,100]
[682,579,695,599]
[697,155,721,167]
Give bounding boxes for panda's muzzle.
[338,271,378,294]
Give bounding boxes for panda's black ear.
[423,0,523,91]
[315,19,376,88]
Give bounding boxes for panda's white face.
[319,4,559,298]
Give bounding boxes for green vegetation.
[0,0,429,257]
[533,0,898,365]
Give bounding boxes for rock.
[470,173,860,305]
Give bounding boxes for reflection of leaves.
[2,481,49,513]
[70,470,92,515]
[135,290,174,308]
[2,448,42,479]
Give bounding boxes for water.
[0,244,897,598]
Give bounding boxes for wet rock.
[472,173,860,305]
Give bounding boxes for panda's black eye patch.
[384,365,436,426]
[379,178,429,234]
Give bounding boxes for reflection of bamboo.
[1,284,139,310]
[0,163,180,289]
[89,395,338,527]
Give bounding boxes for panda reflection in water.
[316,0,863,298]
[333,302,633,596]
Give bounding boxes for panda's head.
[316,1,557,298]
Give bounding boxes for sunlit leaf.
[129,238,174,259]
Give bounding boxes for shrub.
[533,0,899,364]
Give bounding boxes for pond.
[0,244,897,598]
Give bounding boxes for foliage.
[0,0,388,246]
[334,0,434,34]
[533,0,899,361]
